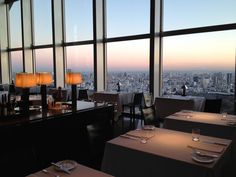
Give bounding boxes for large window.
[162,30,236,113]
[9,0,22,48]
[10,51,23,80]
[64,0,93,42]
[107,39,150,92]
[164,0,236,31]
[66,45,94,89]
[106,0,150,37]
[33,0,52,45]
[35,48,54,74]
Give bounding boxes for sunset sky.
[10,0,236,73]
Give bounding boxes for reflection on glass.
[64,0,93,41]
[107,0,150,37]
[35,48,53,74]
[9,1,22,48]
[66,45,94,89]
[11,51,23,80]
[33,0,52,45]
[162,30,236,113]
[164,0,236,31]
[107,39,149,92]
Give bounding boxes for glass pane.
[66,45,94,89]
[35,48,54,74]
[107,0,150,37]
[64,0,93,41]
[107,39,149,92]
[162,30,236,113]
[9,1,22,48]
[11,51,23,80]
[33,0,52,45]
[164,0,236,31]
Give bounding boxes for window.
[33,0,52,45]
[64,0,93,42]
[66,45,94,89]
[106,0,150,37]
[35,48,54,74]
[164,0,236,31]
[10,51,23,80]
[162,30,236,113]
[107,39,149,92]
[9,0,22,48]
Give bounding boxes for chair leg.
[129,107,133,129]
[132,107,135,129]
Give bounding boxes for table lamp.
[36,72,53,110]
[15,73,37,114]
[66,72,83,111]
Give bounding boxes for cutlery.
[202,140,228,146]
[120,134,147,144]
[195,151,218,158]
[42,169,60,177]
[51,162,71,174]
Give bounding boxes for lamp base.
[20,88,30,115]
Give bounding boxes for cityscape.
[81,70,235,113]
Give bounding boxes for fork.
[42,169,60,177]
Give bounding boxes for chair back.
[133,92,145,107]
[154,97,194,120]
[204,99,222,113]
[78,89,89,100]
[141,105,159,126]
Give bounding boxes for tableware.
[202,140,228,146]
[42,169,60,177]
[192,128,200,142]
[192,153,215,164]
[120,134,147,144]
[52,160,77,174]
[221,112,227,118]
[142,125,155,130]
[194,150,218,158]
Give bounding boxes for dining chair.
[141,105,160,127]
[78,89,89,101]
[121,92,145,130]
[204,99,222,113]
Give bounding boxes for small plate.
[54,160,77,171]
[192,153,214,164]
[142,125,155,130]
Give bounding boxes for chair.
[204,99,222,113]
[78,89,89,101]
[121,92,145,130]
[141,105,160,127]
[154,97,194,123]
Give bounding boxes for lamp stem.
[41,85,47,110]
[21,88,30,115]
[71,84,77,111]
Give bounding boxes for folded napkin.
[188,142,225,153]
[126,130,155,139]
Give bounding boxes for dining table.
[101,128,232,177]
[163,110,236,176]
[26,162,114,177]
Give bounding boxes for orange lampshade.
[15,73,37,88]
[66,72,83,85]
[36,72,53,85]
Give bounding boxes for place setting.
[187,128,225,164]
[120,125,156,144]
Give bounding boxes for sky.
[9,0,236,73]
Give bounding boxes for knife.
[51,162,71,174]
[202,140,228,146]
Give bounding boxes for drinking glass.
[192,128,200,142]
[222,112,228,118]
